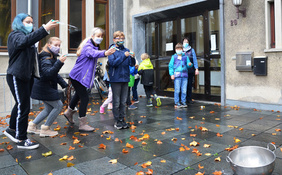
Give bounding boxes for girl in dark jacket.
[4,13,58,149]
[28,37,67,137]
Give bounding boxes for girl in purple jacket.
[64,27,115,131]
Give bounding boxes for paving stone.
[107,167,137,175]
[42,167,84,175]
[0,154,18,169]
[0,164,28,175]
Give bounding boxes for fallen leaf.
[215,118,220,120]
[141,161,152,168]
[126,143,134,148]
[99,144,106,149]
[176,117,183,120]
[198,164,204,169]
[239,128,244,131]
[160,160,166,163]
[275,129,281,132]
[122,149,129,154]
[60,142,67,145]
[179,147,185,151]
[157,140,163,144]
[42,151,52,157]
[146,169,153,175]
[161,132,166,135]
[134,162,138,165]
[190,140,199,147]
[210,111,215,114]
[69,146,75,150]
[73,139,80,144]
[142,134,150,139]
[234,137,241,143]
[190,134,197,137]
[131,125,137,129]
[78,145,84,148]
[203,144,211,148]
[54,125,61,131]
[216,125,220,127]
[136,171,145,175]
[26,155,32,160]
[216,133,223,137]
[0,149,4,152]
[7,145,13,150]
[59,155,68,161]
[115,138,120,142]
[214,157,221,161]
[225,145,238,152]
[67,155,74,161]
[141,141,147,145]
[140,115,146,118]
[251,134,256,136]
[67,162,75,167]
[199,127,208,132]
[80,133,89,136]
[106,136,111,140]
[205,153,212,156]
[280,148,282,152]
[195,172,205,175]
[212,171,223,175]
[108,159,118,164]
[171,138,177,142]
[102,130,114,134]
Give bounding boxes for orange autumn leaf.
[179,147,185,151]
[60,134,66,138]
[145,169,153,175]
[280,148,282,152]
[161,132,166,135]
[175,128,180,131]
[53,122,58,125]
[198,164,204,169]
[142,134,150,139]
[67,155,74,161]
[80,133,89,136]
[26,155,32,160]
[214,157,221,162]
[176,117,183,120]
[199,127,208,132]
[102,130,114,134]
[184,146,190,150]
[7,145,13,150]
[131,125,137,129]
[157,140,163,144]
[72,136,78,140]
[216,125,220,127]
[126,143,134,148]
[212,171,223,175]
[138,121,143,124]
[122,148,129,154]
[136,171,145,175]
[54,125,61,131]
[192,148,199,153]
[190,134,197,137]
[141,161,152,168]
[216,133,223,137]
[210,111,215,114]
[275,129,281,132]
[67,162,75,167]
[142,141,147,145]
[28,112,34,116]
[0,149,4,152]
[99,144,106,149]
[225,145,238,151]
[134,162,138,165]
[190,140,199,147]
[195,172,205,175]
[78,145,84,148]
[73,139,80,144]
[115,138,120,142]
[69,146,75,150]
[239,128,244,131]
[271,142,276,145]
[60,142,67,145]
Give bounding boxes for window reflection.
[145,22,155,57]
[95,2,106,50]
[0,0,11,46]
[159,21,177,57]
[69,0,82,49]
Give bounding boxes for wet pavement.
[0,96,282,175]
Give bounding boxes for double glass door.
[146,10,221,101]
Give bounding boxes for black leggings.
[69,78,89,117]
[143,85,156,99]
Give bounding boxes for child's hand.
[105,47,116,56]
[129,52,135,57]
[124,51,130,57]
[135,65,139,69]
[59,55,67,63]
[171,75,175,80]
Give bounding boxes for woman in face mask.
[4,13,58,149]
[28,37,68,137]
[63,27,116,132]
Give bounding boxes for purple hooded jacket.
[69,39,105,88]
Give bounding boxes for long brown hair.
[40,37,61,59]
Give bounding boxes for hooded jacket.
[108,44,135,83]
[31,50,68,101]
[7,26,49,81]
[69,39,106,88]
[168,53,193,78]
[138,59,154,86]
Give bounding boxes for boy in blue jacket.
[108,31,136,130]
[168,43,192,108]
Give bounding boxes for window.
[94,0,109,50]
[0,0,16,51]
[265,0,282,51]
[69,0,86,52]
[38,0,59,50]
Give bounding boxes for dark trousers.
[6,74,33,140]
[187,73,194,102]
[69,78,89,117]
[132,78,139,101]
[111,82,128,121]
[126,87,132,106]
[143,85,156,99]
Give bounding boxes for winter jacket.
[7,26,49,81]
[138,59,154,86]
[31,51,68,101]
[168,53,193,78]
[184,47,198,73]
[69,39,106,88]
[108,44,136,83]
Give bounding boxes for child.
[168,43,192,108]
[126,65,138,110]
[108,31,136,130]
[28,37,67,137]
[100,64,112,113]
[138,53,161,107]
[63,27,115,131]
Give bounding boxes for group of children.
[4,13,195,149]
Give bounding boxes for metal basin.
[226,143,276,175]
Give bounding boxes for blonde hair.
[113,31,125,38]
[76,27,105,56]
[141,53,150,60]
[175,43,183,49]
[41,37,61,59]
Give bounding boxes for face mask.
[50,45,60,55]
[24,23,33,33]
[176,50,183,55]
[116,41,124,46]
[183,43,189,48]
[94,37,103,44]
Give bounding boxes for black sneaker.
[17,139,39,149]
[114,121,123,130]
[121,120,129,129]
[4,128,19,143]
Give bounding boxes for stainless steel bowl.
[226,143,276,175]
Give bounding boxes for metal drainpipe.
[219,0,226,106]
[28,0,32,15]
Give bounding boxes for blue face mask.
[183,43,189,48]
[116,41,124,46]
[24,23,33,33]
[94,37,103,44]
[176,50,183,55]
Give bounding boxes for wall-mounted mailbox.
[253,56,267,76]
[236,51,254,71]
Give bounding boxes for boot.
[27,121,40,134]
[63,106,76,124]
[40,125,58,137]
[79,117,95,132]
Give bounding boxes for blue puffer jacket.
[31,51,68,101]
[108,44,136,82]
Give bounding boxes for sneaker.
[175,103,181,109]
[132,100,139,104]
[146,103,153,107]
[128,105,137,110]
[156,97,162,107]
[181,102,187,108]
[121,120,129,129]
[4,128,19,143]
[17,139,39,149]
[100,106,105,113]
[114,121,123,130]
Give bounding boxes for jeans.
[111,82,128,121]
[69,78,89,117]
[33,100,63,126]
[126,87,132,106]
[132,78,140,101]
[174,77,188,104]
[187,73,194,102]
